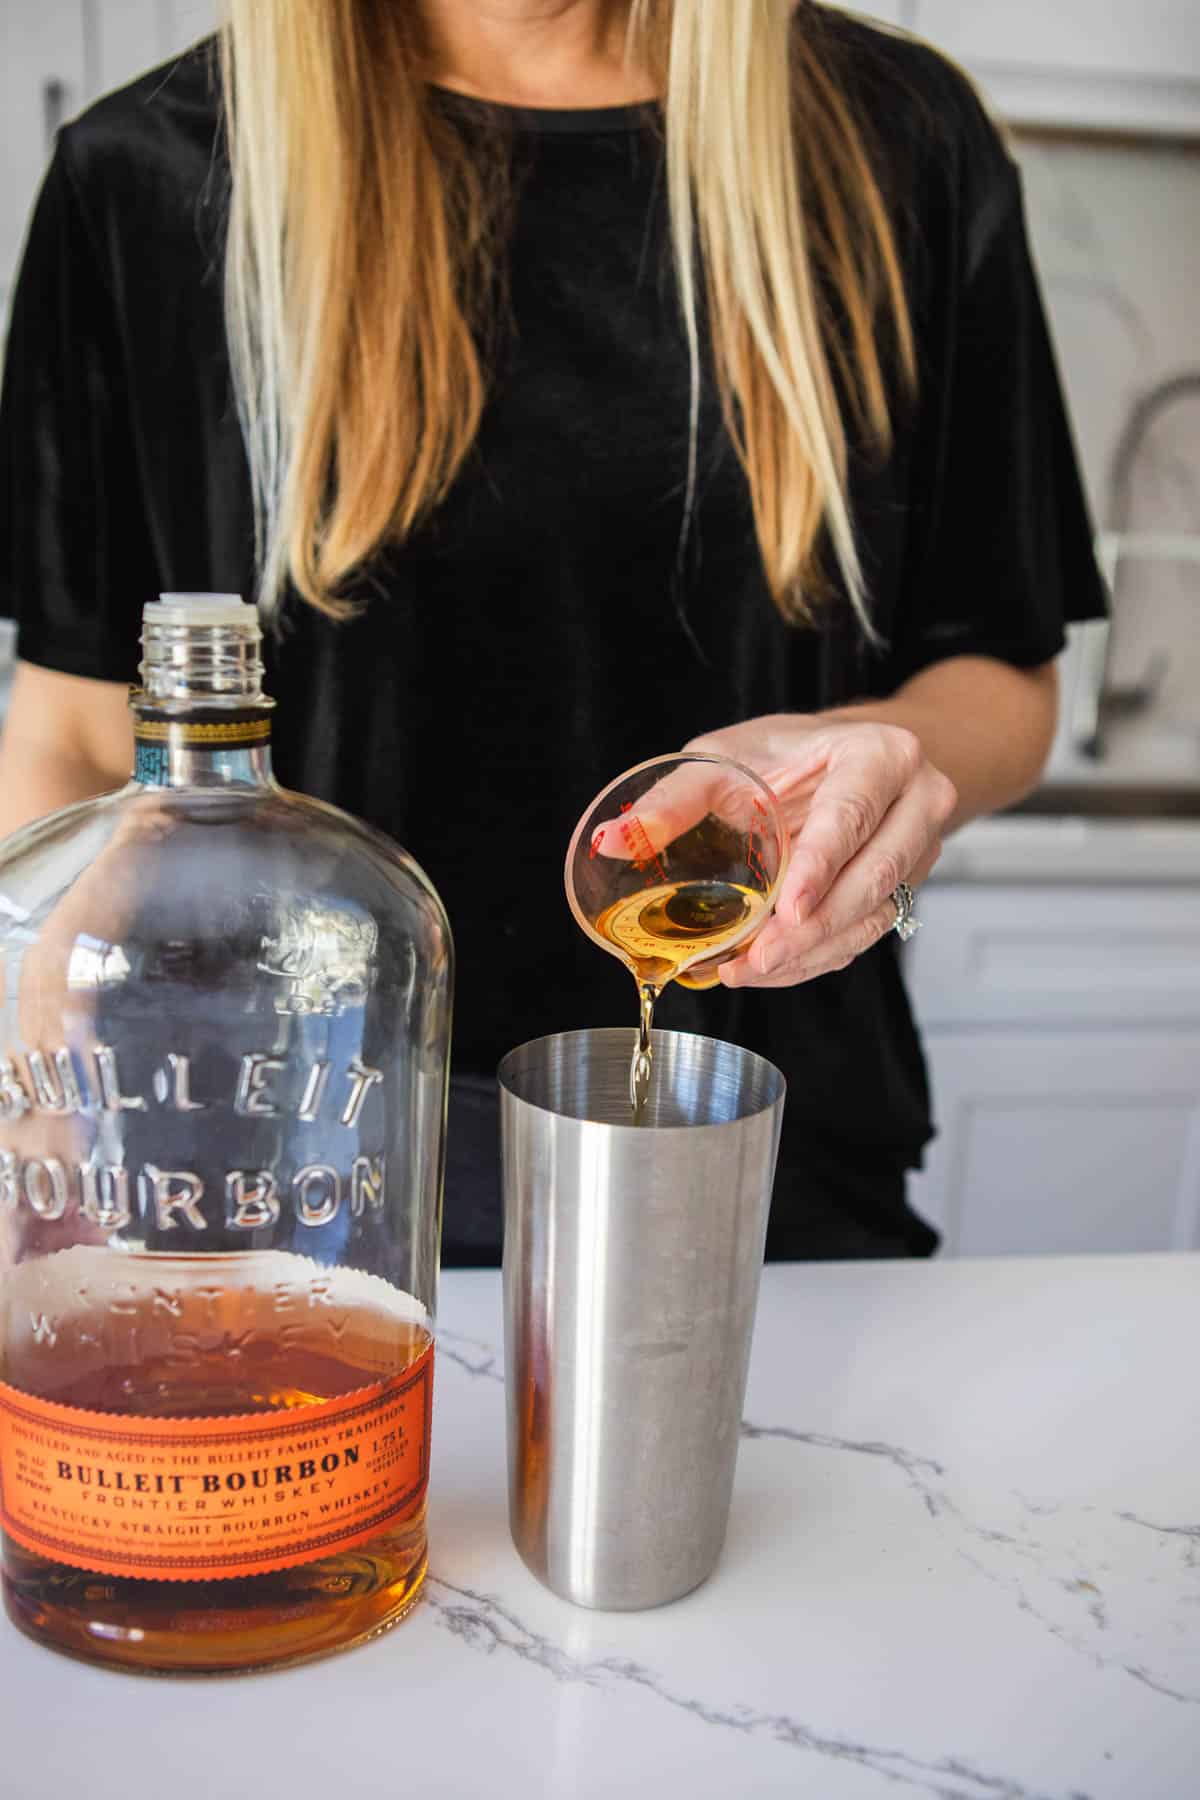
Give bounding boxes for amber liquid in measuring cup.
[594,879,772,1111]
[566,754,789,1118]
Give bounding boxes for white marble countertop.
[3,1255,1198,1799]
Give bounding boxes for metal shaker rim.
[498,1026,785,1134]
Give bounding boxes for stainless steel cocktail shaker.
[500,1027,784,1610]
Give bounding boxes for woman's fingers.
[775,725,923,920]
[589,757,781,862]
[585,719,956,993]
[721,755,956,990]
[764,769,950,961]
[589,764,714,861]
[721,891,902,989]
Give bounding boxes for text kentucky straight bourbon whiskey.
[0,594,453,1673]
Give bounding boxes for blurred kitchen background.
[1,2,1198,1257]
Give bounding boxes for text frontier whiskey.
[1,1254,433,1673]
[0,595,452,1673]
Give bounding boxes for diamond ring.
[891,881,921,943]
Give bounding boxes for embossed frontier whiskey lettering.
[0,594,452,1673]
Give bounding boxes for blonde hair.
[220,1,914,630]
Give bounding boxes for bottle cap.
[145,593,254,627]
[138,594,266,704]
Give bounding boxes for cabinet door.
[917,2,1200,79]
[911,1031,1200,1256]
[1,2,217,316]
[0,0,86,317]
[915,1,1200,133]
[902,884,1200,1030]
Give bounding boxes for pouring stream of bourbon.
[593,877,770,1113]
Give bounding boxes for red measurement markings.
[746,796,770,889]
[619,803,668,885]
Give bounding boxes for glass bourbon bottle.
[0,594,453,1673]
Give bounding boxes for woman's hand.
[683,712,958,989]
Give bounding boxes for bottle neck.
[132,603,275,791]
[131,709,276,792]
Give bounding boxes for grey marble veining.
[1117,1511,1200,1546]
[437,1324,505,1382]
[423,1575,1065,1800]
[741,1418,947,1482]
[446,1317,1199,1718]
[3,1257,1197,1800]
[744,1409,1199,1711]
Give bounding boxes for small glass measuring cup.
[565,753,789,1107]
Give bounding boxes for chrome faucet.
[1072,372,1200,760]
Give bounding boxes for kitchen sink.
[1010,783,1200,821]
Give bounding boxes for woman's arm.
[826,655,1058,834]
[688,653,1058,989]
[0,661,133,839]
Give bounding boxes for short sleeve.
[0,137,154,683]
[885,158,1108,686]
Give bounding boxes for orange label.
[0,1346,432,1583]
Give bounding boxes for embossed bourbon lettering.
[0,1041,392,1121]
[26,1049,85,1115]
[0,1058,32,1120]
[235,1054,287,1117]
[341,1058,383,1127]
[140,1165,207,1232]
[225,1171,280,1230]
[351,1154,386,1216]
[298,1060,332,1122]
[93,1047,147,1113]
[80,1163,131,1231]
[23,1158,68,1221]
[293,1165,341,1227]
[153,1053,205,1111]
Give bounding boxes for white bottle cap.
[145,593,254,627]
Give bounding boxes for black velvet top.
[0,11,1106,1262]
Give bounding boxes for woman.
[0,1,1104,1262]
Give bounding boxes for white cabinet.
[0,2,86,318]
[1,0,216,320]
[905,885,1200,1029]
[906,883,1200,1256]
[918,0,1197,76]
[914,1030,1200,1255]
[915,1,1200,136]
[831,1,1200,133]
